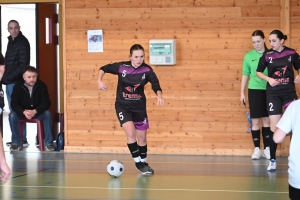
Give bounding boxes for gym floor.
[1,111,289,200]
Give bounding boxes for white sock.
[133,156,141,163]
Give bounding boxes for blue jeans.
[6,83,27,140]
[9,110,53,146]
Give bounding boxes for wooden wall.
[64,0,300,156]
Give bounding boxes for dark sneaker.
[7,141,29,147]
[135,162,154,175]
[23,140,29,147]
[10,145,22,151]
[45,145,55,151]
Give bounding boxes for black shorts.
[248,89,268,118]
[266,92,298,115]
[115,104,149,130]
[289,184,300,200]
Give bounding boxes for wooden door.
[36,3,59,138]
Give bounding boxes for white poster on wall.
[87,30,103,52]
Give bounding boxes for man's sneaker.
[267,159,277,172]
[6,141,29,148]
[23,140,29,147]
[10,145,22,151]
[135,162,154,175]
[251,147,261,160]
[45,145,55,151]
[262,147,271,159]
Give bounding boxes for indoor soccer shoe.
[251,147,261,160]
[261,147,271,160]
[135,162,154,175]
[267,159,276,172]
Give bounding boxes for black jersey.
[100,61,162,112]
[257,47,300,96]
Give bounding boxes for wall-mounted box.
[149,40,176,65]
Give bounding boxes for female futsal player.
[256,30,300,171]
[97,44,164,175]
[240,30,271,160]
[0,52,11,183]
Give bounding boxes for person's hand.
[268,78,279,87]
[26,110,37,118]
[23,110,33,119]
[0,65,5,81]
[0,162,11,184]
[294,75,300,84]
[156,95,164,106]
[97,80,107,91]
[240,94,246,104]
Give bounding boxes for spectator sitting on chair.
[9,66,54,151]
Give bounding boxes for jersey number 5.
[118,112,124,120]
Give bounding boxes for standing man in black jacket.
[2,20,30,147]
[9,66,54,151]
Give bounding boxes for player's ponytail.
[270,30,288,41]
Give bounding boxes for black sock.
[127,142,140,162]
[251,130,260,148]
[262,127,271,149]
[138,144,147,162]
[269,131,277,160]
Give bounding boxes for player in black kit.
[97,44,164,175]
[256,30,300,172]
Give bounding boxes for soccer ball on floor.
[107,160,124,178]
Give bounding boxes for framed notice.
[87,30,103,52]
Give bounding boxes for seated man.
[9,66,54,151]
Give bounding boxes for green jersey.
[242,49,268,90]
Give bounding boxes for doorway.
[0,3,60,151]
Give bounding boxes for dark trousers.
[289,184,300,200]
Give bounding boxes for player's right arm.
[240,54,250,104]
[240,75,248,104]
[98,62,121,90]
[97,69,107,90]
[256,55,278,87]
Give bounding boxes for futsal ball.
[107,160,124,178]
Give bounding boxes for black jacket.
[11,80,51,116]
[2,31,30,84]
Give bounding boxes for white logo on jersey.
[288,56,291,62]
[122,70,127,77]
[141,74,145,80]
[269,57,273,63]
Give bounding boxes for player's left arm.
[156,90,164,106]
[293,52,300,83]
[273,128,287,143]
[148,70,164,106]
[274,103,293,143]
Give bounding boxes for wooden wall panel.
[66,0,280,8]
[64,0,294,156]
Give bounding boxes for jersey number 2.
[269,102,274,111]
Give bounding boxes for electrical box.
[149,40,176,65]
